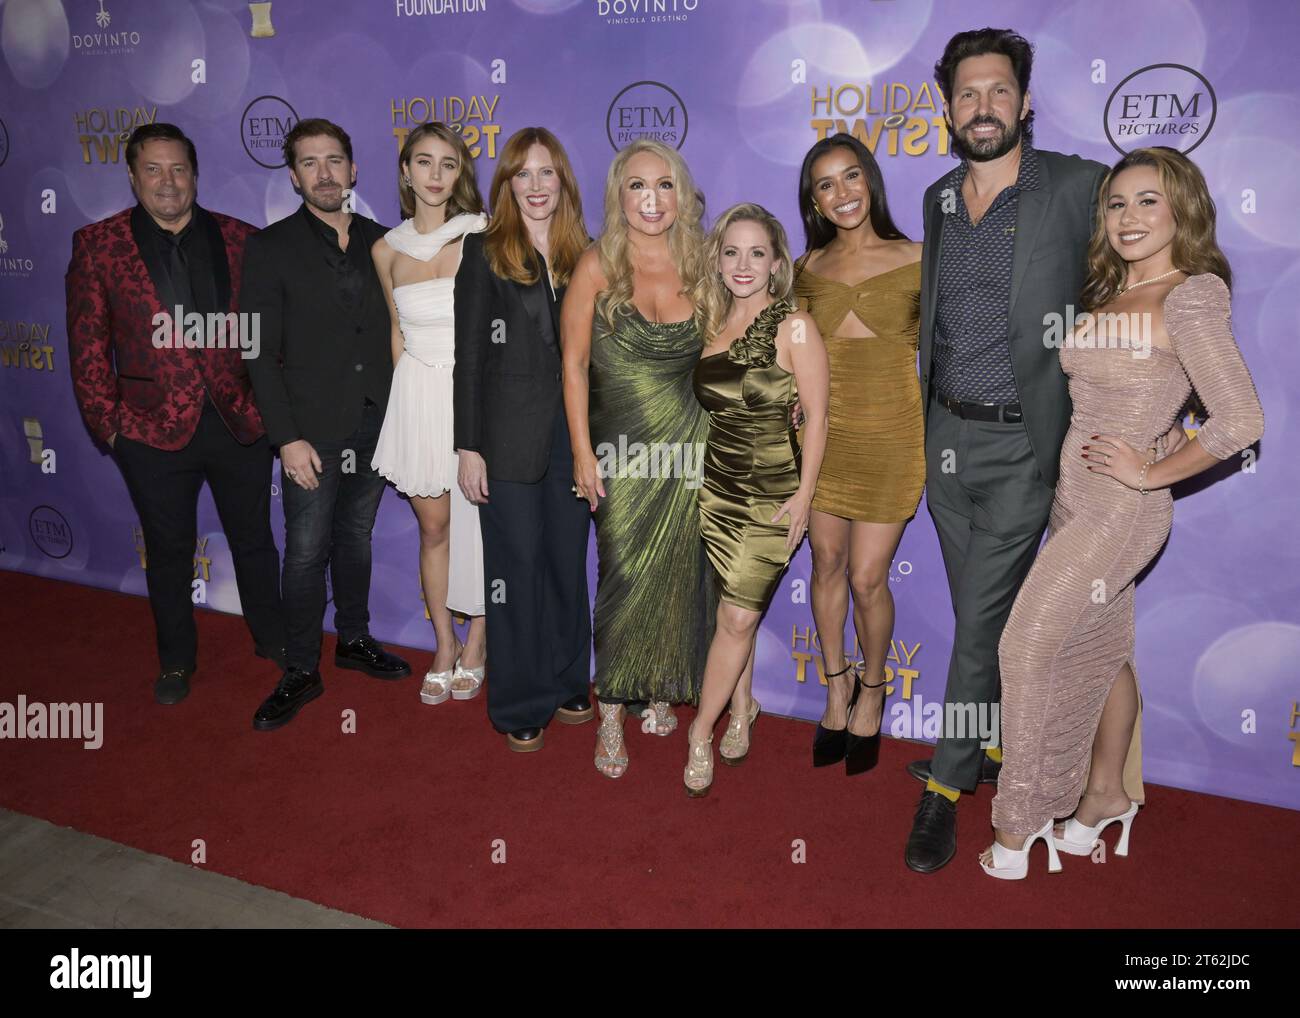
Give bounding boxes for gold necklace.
[1118,268,1181,294]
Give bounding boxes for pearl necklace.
[1118,268,1181,294]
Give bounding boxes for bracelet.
[1137,459,1154,495]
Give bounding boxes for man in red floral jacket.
[66,123,285,706]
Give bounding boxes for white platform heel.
[1054,800,1139,857]
[980,818,1063,880]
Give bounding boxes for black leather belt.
[935,392,1023,423]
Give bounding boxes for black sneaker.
[334,635,411,679]
[154,668,193,705]
[253,668,323,731]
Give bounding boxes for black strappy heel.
[812,663,859,767]
[845,669,887,776]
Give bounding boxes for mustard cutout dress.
[792,259,925,523]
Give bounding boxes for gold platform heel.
[719,698,760,766]
[684,726,714,797]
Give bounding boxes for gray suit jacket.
[919,148,1108,487]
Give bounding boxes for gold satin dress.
[792,260,925,522]
[693,299,800,613]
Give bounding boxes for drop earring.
[768,274,776,295]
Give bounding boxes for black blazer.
[453,231,567,483]
[242,204,392,447]
[919,147,1107,487]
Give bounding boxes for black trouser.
[280,400,387,671]
[924,393,1055,792]
[479,409,592,732]
[113,400,284,673]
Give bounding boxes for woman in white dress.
[371,122,488,703]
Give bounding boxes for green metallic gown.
[588,305,713,704]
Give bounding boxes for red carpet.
[1,569,1296,928]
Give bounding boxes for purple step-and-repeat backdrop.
[1,0,1295,810]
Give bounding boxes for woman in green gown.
[561,139,713,779]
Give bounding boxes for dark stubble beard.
[953,113,1024,162]
[305,182,346,214]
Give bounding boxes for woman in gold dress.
[683,203,829,797]
[980,148,1264,878]
[792,133,925,774]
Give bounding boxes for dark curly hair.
[934,27,1035,143]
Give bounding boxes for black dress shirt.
[933,143,1041,404]
[301,203,368,313]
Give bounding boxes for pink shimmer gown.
[992,273,1265,837]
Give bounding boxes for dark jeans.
[479,409,592,732]
[280,400,387,671]
[113,400,284,673]
[924,393,1055,792]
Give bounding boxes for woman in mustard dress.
[792,133,925,775]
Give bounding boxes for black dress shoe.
[154,668,192,705]
[253,668,324,731]
[254,645,287,670]
[905,789,958,873]
[907,755,1002,785]
[506,727,544,753]
[555,693,594,725]
[334,635,411,679]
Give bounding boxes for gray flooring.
[0,809,387,928]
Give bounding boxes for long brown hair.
[698,203,795,342]
[1081,146,1231,311]
[483,127,587,288]
[397,123,484,221]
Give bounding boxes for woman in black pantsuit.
[453,127,595,753]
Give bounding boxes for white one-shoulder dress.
[372,212,487,616]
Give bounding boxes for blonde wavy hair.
[698,203,795,341]
[595,139,707,330]
[1081,146,1231,312]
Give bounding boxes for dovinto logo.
[596,0,701,23]
[607,81,688,151]
[241,95,299,168]
[74,0,144,56]
[29,505,73,560]
[0,212,35,278]
[1104,63,1217,155]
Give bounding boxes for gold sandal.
[684,726,714,797]
[719,698,760,766]
[643,699,678,736]
[594,702,629,779]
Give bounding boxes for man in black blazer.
[453,226,593,751]
[243,118,410,731]
[904,29,1108,872]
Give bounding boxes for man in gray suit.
[905,28,1107,873]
